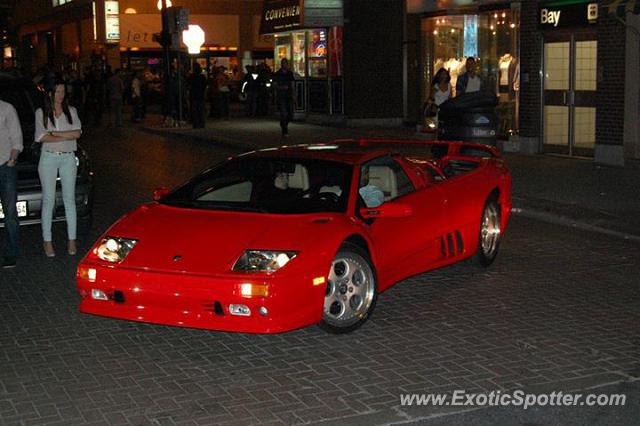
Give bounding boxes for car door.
[434,167,487,258]
[357,157,448,288]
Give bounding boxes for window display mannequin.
[499,53,513,87]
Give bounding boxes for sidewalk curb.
[511,207,640,244]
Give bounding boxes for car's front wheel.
[319,244,377,334]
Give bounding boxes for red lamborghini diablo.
[77,139,512,334]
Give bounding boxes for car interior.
[368,166,398,201]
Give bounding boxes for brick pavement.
[1,127,638,425]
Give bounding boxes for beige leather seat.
[368,166,397,200]
[287,164,310,190]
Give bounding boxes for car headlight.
[94,237,137,263]
[233,250,297,273]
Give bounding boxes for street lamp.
[157,0,171,11]
[182,25,205,55]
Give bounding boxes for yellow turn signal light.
[239,283,269,297]
[313,276,326,286]
[78,266,97,282]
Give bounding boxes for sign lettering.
[539,2,598,29]
[540,9,561,27]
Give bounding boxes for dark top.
[188,73,207,101]
[274,68,294,99]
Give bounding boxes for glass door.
[543,34,597,156]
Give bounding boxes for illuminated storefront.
[260,0,344,116]
[118,12,242,72]
[13,0,269,75]
[419,4,520,137]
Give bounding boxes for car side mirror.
[153,187,170,201]
[360,202,413,219]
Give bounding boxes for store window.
[421,7,520,137]
[292,32,306,77]
[274,28,340,79]
[275,35,292,62]
[308,29,328,78]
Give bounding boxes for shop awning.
[606,0,640,17]
[259,0,343,35]
[260,0,303,35]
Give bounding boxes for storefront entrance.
[542,33,597,156]
[420,6,521,138]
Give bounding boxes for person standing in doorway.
[0,99,23,268]
[35,81,82,257]
[274,58,294,137]
[456,57,483,95]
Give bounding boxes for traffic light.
[167,7,189,33]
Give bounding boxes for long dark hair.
[42,80,73,128]
[431,67,451,87]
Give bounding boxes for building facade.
[9,0,639,164]
[408,0,640,165]
[258,0,407,126]
[11,0,271,74]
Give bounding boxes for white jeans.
[38,151,77,242]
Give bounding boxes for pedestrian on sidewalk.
[85,67,105,126]
[0,99,23,268]
[131,71,143,123]
[68,70,85,122]
[188,63,207,128]
[216,66,230,119]
[425,68,451,127]
[107,69,124,127]
[456,57,483,96]
[35,81,82,258]
[242,65,258,117]
[257,62,272,116]
[274,59,294,137]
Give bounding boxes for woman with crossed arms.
[35,80,82,257]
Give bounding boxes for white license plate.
[0,201,27,219]
[472,128,496,137]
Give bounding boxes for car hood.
[107,203,342,275]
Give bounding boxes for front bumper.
[76,262,326,334]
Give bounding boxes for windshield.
[161,157,353,214]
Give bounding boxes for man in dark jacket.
[273,59,294,137]
[456,57,483,96]
[188,63,207,128]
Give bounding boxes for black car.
[0,71,93,233]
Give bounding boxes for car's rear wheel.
[319,244,377,334]
[473,197,501,267]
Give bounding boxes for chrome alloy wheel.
[323,254,375,327]
[480,202,501,258]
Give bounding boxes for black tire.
[472,197,502,267]
[318,243,378,334]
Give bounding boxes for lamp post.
[159,0,172,124]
